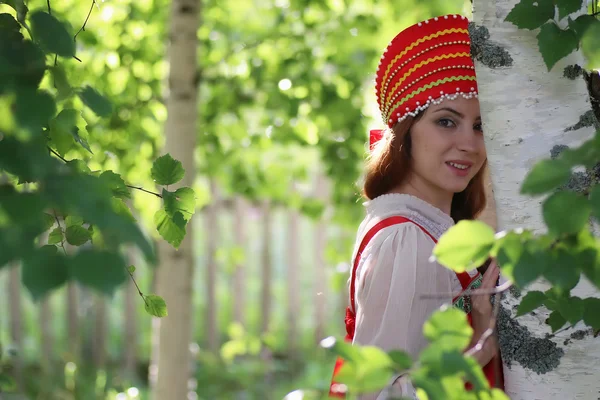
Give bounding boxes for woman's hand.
[471,259,499,323]
[468,259,500,366]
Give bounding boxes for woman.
[329,14,504,399]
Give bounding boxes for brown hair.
[363,114,487,222]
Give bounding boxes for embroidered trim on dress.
[453,274,482,314]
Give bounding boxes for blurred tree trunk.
[474,0,600,398]
[66,283,79,361]
[150,0,199,398]
[260,200,273,336]
[8,262,22,390]
[205,179,219,353]
[92,295,107,370]
[286,207,300,359]
[124,248,138,380]
[313,174,329,343]
[233,197,246,327]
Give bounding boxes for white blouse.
[349,194,478,400]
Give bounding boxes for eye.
[474,123,483,132]
[437,118,456,128]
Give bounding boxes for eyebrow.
[433,107,481,121]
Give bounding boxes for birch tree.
[149,0,200,399]
[472,0,600,398]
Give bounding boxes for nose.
[456,125,482,154]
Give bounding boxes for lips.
[446,160,473,177]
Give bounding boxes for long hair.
[362,114,487,222]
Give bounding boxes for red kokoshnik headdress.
[369,14,479,150]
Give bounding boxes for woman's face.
[406,97,487,195]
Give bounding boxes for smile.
[445,161,472,176]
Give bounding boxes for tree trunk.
[260,200,273,336]
[66,282,79,360]
[287,207,300,358]
[313,174,329,343]
[8,262,22,390]
[93,294,107,370]
[205,180,219,353]
[474,1,600,398]
[233,197,246,327]
[150,0,199,398]
[124,248,138,380]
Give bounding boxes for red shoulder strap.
[349,216,438,315]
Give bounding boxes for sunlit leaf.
[144,294,168,317]
[433,220,495,272]
[151,154,185,186]
[65,225,91,246]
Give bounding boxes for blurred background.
[0,0,471,398]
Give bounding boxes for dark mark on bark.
[564,64,583,80]
[497,304,564,374]
[565,110,600,132]
[468,23,513,68]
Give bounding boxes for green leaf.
[99,171,131,199]
[320,336,362,363]
[48,226,63,245]
[127,265,136,274]
[543,249,581,292]
[557,296,584,325]
[154,209,186,248]
[388,350,412,370]
[144,294,168,317]
[49,109,82,155]
[516,291,546,316]
[423,308,473,351]
[433,220,495,272]
[15,89,56,133]
[111,197,136,222]
[50,65,72,100]
[65,215,83,226]
[520,159,571,195]
[151,154,185,186]
[29,11,75,57]
[505,0,555,30]
[555,0,584,20]
[495,231,526,282]
[581,19,600,69]
[163,187,195,222]
[42,213,55,231]
[546,310,567,332]
[78,86,113,117]
[22,245,68,300]
[537,22,579,71]
[543,191,591,236]
[583,297,600,330]
[69,249,127,295]
[512,249,547,287]
[568,15,597,41]
[65,225,92,246]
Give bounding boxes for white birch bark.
[149,0,199,398]
[473,0,600,398]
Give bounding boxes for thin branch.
[419,279,513,299]
[127,269,149,307]
[126,185,163,199]
[47,146,68,163]
[47,146,163,199]
[74,0,96,42]
[47,0,51,14]
[52,210,68,256]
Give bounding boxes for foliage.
[0,0,198,318]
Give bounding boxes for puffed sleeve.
[352,223,455,400]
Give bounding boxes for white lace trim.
[364,193,454,239]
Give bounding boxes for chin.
[444,181,470,194]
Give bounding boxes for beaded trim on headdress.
[370,14,479,150]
